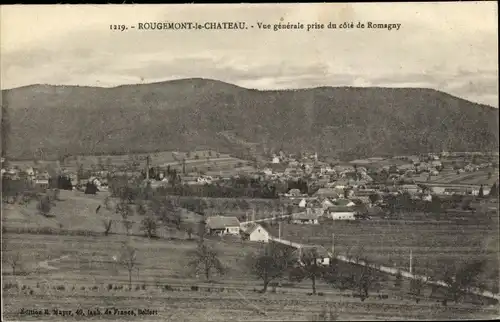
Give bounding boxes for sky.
[1,3,498,107]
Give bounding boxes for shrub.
[29,289,34,295]
[136,285,141,291]
[191,285,199,291]
[318,292,325,296]
[164,285,173,291]
[142,284,146,290]
[108,283,113,290]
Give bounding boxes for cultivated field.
[267,211,500,294]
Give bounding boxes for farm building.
[296,245,331,266]
[240,223,270,243]
[205,216,241,236]
[325,207,356,220]
[291,212,320,225]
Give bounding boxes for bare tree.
[102,219,113,236]
[185,226,194,240]
[136,200,148,216]
[120,242,139,290]
[409,277,425,303]
[37,195,52,217]
[443,260,486,303]
[150,197,181,230]
[188,239,225,281]
[354,263,379,301]
[290,248,325,295]
[140,215,158,239]
[116,200,134,235]
[248,243,294,293]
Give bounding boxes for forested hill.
[2,78,498,160]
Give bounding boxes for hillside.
[2,78,498,160]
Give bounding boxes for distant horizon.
[2,77,498,109]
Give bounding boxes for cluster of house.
[2,164,54,190]
[204,215,271,242]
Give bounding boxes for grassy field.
[3,232,498,321]
[2,191,499,320]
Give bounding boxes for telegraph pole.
[279,221,282,239]
[331,233,335,256]
[145,155,150,181]
[409,249,413,275]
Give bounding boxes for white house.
[272,156,280,164]
[298,198,307,208]
[240,223,270,243]
[326,207,356,220]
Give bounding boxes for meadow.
[3,233,498,321]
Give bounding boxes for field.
[3,232,498,321]
[266,210,500,293]
[2,190,499,320]
[413,167,499,185]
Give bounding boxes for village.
[2,149,499,245]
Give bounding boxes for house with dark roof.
[205,215,241,236]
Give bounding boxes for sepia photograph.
[1,2,499,321]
